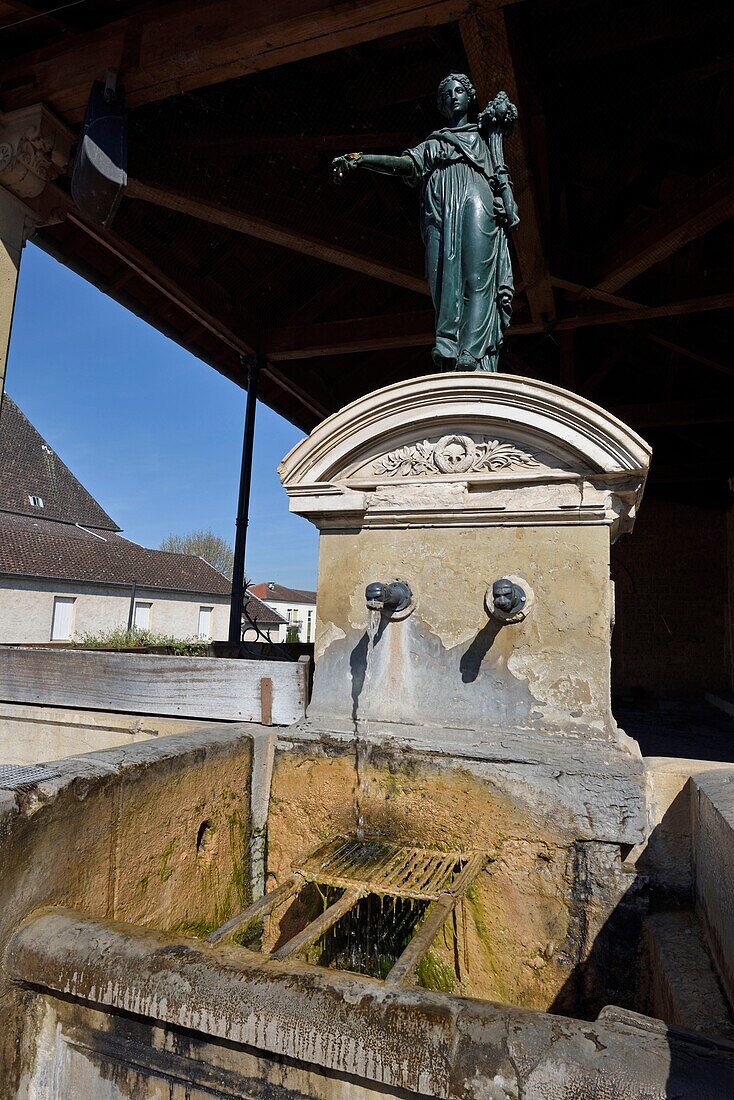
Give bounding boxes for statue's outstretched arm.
[333,152,413,184]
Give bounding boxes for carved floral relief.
[372,434,538,477]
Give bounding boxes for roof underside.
[2,0,732,498]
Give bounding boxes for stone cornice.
[280,373,651,540]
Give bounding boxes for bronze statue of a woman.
[333,73,519,372]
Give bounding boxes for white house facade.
[249,583,317,642]
[0,396,233,643]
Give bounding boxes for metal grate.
[0,763,60,791]
[297,836,469,901]
[208,833,486,989]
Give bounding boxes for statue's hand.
[497,287,513,312]
[332,153,362,184]
[492,195,508,227]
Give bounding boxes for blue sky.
[6,243,319,589]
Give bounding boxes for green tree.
[160,529,234,579]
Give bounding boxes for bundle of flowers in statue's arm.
[478,91,520,233]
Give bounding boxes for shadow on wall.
[544,787,734,1098]
[460,617,503,683]
[349,618,387,725]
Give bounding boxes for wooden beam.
[264,290,734,360]
[552,4,734,64]
[554,292,734,331]
[55,200,329,423]
[460,4,555,325]
[0,0,71,33]
[629,326,734,381]
[270,888,365,962]
[596,156,734,293]
[0,0,478,119]
[265,310,542,360]
[558,331,574,388]
[126,178,429,297]
[611,400,734,429]
[190,131,420,160]
[206,875,302,944]
[550,276,643,311]
[580,332,639,397]
[580,54,734,238]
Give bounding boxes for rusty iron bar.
[269,887,365,962]
[206,874,302,944]
[384,853,486,986]
[299,839,468,900]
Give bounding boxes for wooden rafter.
[264,291,734,360]
[596,155,734,293]
[460,2,555,325]
[55,203,328,423]
[0,0,482,119]
[611,399,734,428]
[550,276,643,311]
[0,0,71,32]
[125,179,428,296]
[629,326,734,380]
[190,131,421,160]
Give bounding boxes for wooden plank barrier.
[0,648,309,726]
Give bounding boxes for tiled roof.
[242,590,287,626]
[0,395,119,530]
[0,512,231,595]
[250,582,317,604]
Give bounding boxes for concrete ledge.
[692,768,734,1007]
[285,721,649,845]
[644,912,734,1040]
[8,909,734,1099]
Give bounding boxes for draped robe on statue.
[404,124,515,371]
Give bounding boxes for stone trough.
[3,374,734,1098]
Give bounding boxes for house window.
[133,601,152,630]
[50,596,75,641]
[198,606,213,639]
[28,495,44,508]
[307,610,313,639]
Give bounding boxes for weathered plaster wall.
[0,726,272,1097]
[692,768,734,1008]
[0,575,229,642]
[267,742,643,1016]
[310,524,614,739]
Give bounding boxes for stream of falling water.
[354,609,380,839]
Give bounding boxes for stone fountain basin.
[7,908,734,1100]
[2,725,734,1099]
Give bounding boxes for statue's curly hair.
[437,72,477,112]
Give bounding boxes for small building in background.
[241,590,287,642]
[0,396,232,643]
[249,582,317,642]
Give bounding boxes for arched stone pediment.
[279,373,651,539]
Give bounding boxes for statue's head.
[437,72,477,122]
[492,578,517,614]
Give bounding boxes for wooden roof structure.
[2,0,732,493]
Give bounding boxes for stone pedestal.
[279,373,652,843]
